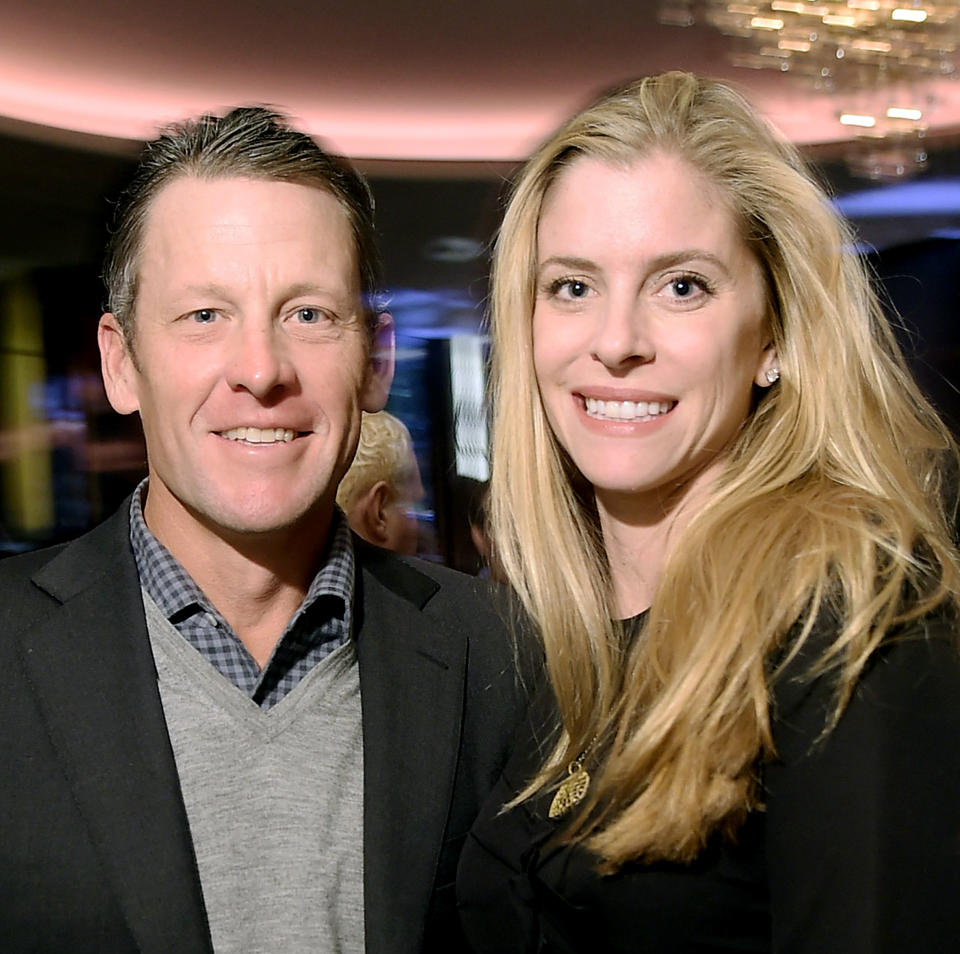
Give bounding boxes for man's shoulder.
[354,540,542,684]
[355,541,511,623]
[0,541,74,647]
[0,539,75,607]
[0,541,68,584]
[0,504,134,619]
[388,551,495,598]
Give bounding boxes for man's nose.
[590,296,655,369]
[224,321,295,399]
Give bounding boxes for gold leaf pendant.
[548,759,590,820]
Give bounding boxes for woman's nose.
[590,297,654,368]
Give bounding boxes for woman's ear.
[755,343,780,388]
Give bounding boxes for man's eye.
[296,307,328,324]
[191,309,218,323]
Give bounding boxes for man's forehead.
[136,174,360,290]
[142,174,351,235]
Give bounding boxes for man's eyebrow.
[176,283,235,300]
[174,281,351,302]
[283,281,350,300]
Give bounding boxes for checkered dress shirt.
[129,480,354,709]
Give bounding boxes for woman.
[456,72,960,952]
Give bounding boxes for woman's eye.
[550,278,592,300]
[663,275,711,301]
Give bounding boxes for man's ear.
[98,313,141,415]
[361,312,395,413]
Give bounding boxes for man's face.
[98,175,392,545]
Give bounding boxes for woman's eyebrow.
[538,250,732,276]
[537,255,598,273]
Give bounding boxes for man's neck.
[144,493,333,667]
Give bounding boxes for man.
[337,411,424,556]
[0,108,524,954]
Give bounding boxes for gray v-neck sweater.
[144,590,365,954]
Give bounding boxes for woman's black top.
[457,615,960,953]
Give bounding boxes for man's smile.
[217,426,299,444]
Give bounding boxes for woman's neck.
[596,461,723,618]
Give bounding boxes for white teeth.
[584,398,675,422]
[221,426,296,444]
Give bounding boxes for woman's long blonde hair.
[489,72,960,870]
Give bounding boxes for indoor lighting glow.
[887,106,923,119]
[891,8,928,22]
[449,335,490,482]
[670,0,960,178]
[852,39,892,52]
[822,14,858,26]
[840,112,877,126]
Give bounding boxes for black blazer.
[0,503,527,953]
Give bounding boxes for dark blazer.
[0,503,527,954]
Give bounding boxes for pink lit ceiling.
[2,0,960,160]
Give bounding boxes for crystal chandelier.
[660,1,960,177]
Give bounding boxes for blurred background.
[2,0,960,566]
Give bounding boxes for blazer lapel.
[15,508,213,954]
[355,547,468,954]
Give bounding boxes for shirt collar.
[128,478,354,634]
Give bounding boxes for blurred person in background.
[466,478,505,582]
[457,72,960,952]
[336,410,423,556]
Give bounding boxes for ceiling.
[4,0,960,342]
[3,0,960,161]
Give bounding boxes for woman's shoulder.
[761,606,960,949]
[769,604,960,764]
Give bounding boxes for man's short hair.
[336,411,417,514]
[103,105,383,343]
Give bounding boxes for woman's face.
[532,151,776,518]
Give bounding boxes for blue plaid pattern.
[129,480,354,709]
